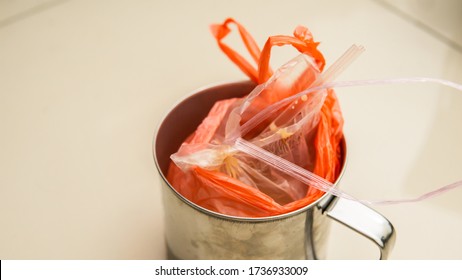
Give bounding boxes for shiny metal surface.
[154,81,395,259]
[162,182,325,259]
[322,197,396,259]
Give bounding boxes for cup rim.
[152,80,347,222]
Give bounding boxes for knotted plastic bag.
[167,18,344,217]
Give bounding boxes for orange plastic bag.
[167,18,344,217]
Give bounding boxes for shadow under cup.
[153,81,395,259]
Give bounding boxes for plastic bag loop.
[210,18,262,82]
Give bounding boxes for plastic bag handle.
[258,27,326,82]
[317,195,396,260]
[210,18,262,83]
[211,19,326,84]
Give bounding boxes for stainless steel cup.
[153,81,395,260]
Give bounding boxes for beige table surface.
[1,0,461,259]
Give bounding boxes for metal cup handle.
[318,196,396,259]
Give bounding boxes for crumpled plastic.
[167,18,344,217]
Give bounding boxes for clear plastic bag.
[167,19,352,217]
[167,18,462,217]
